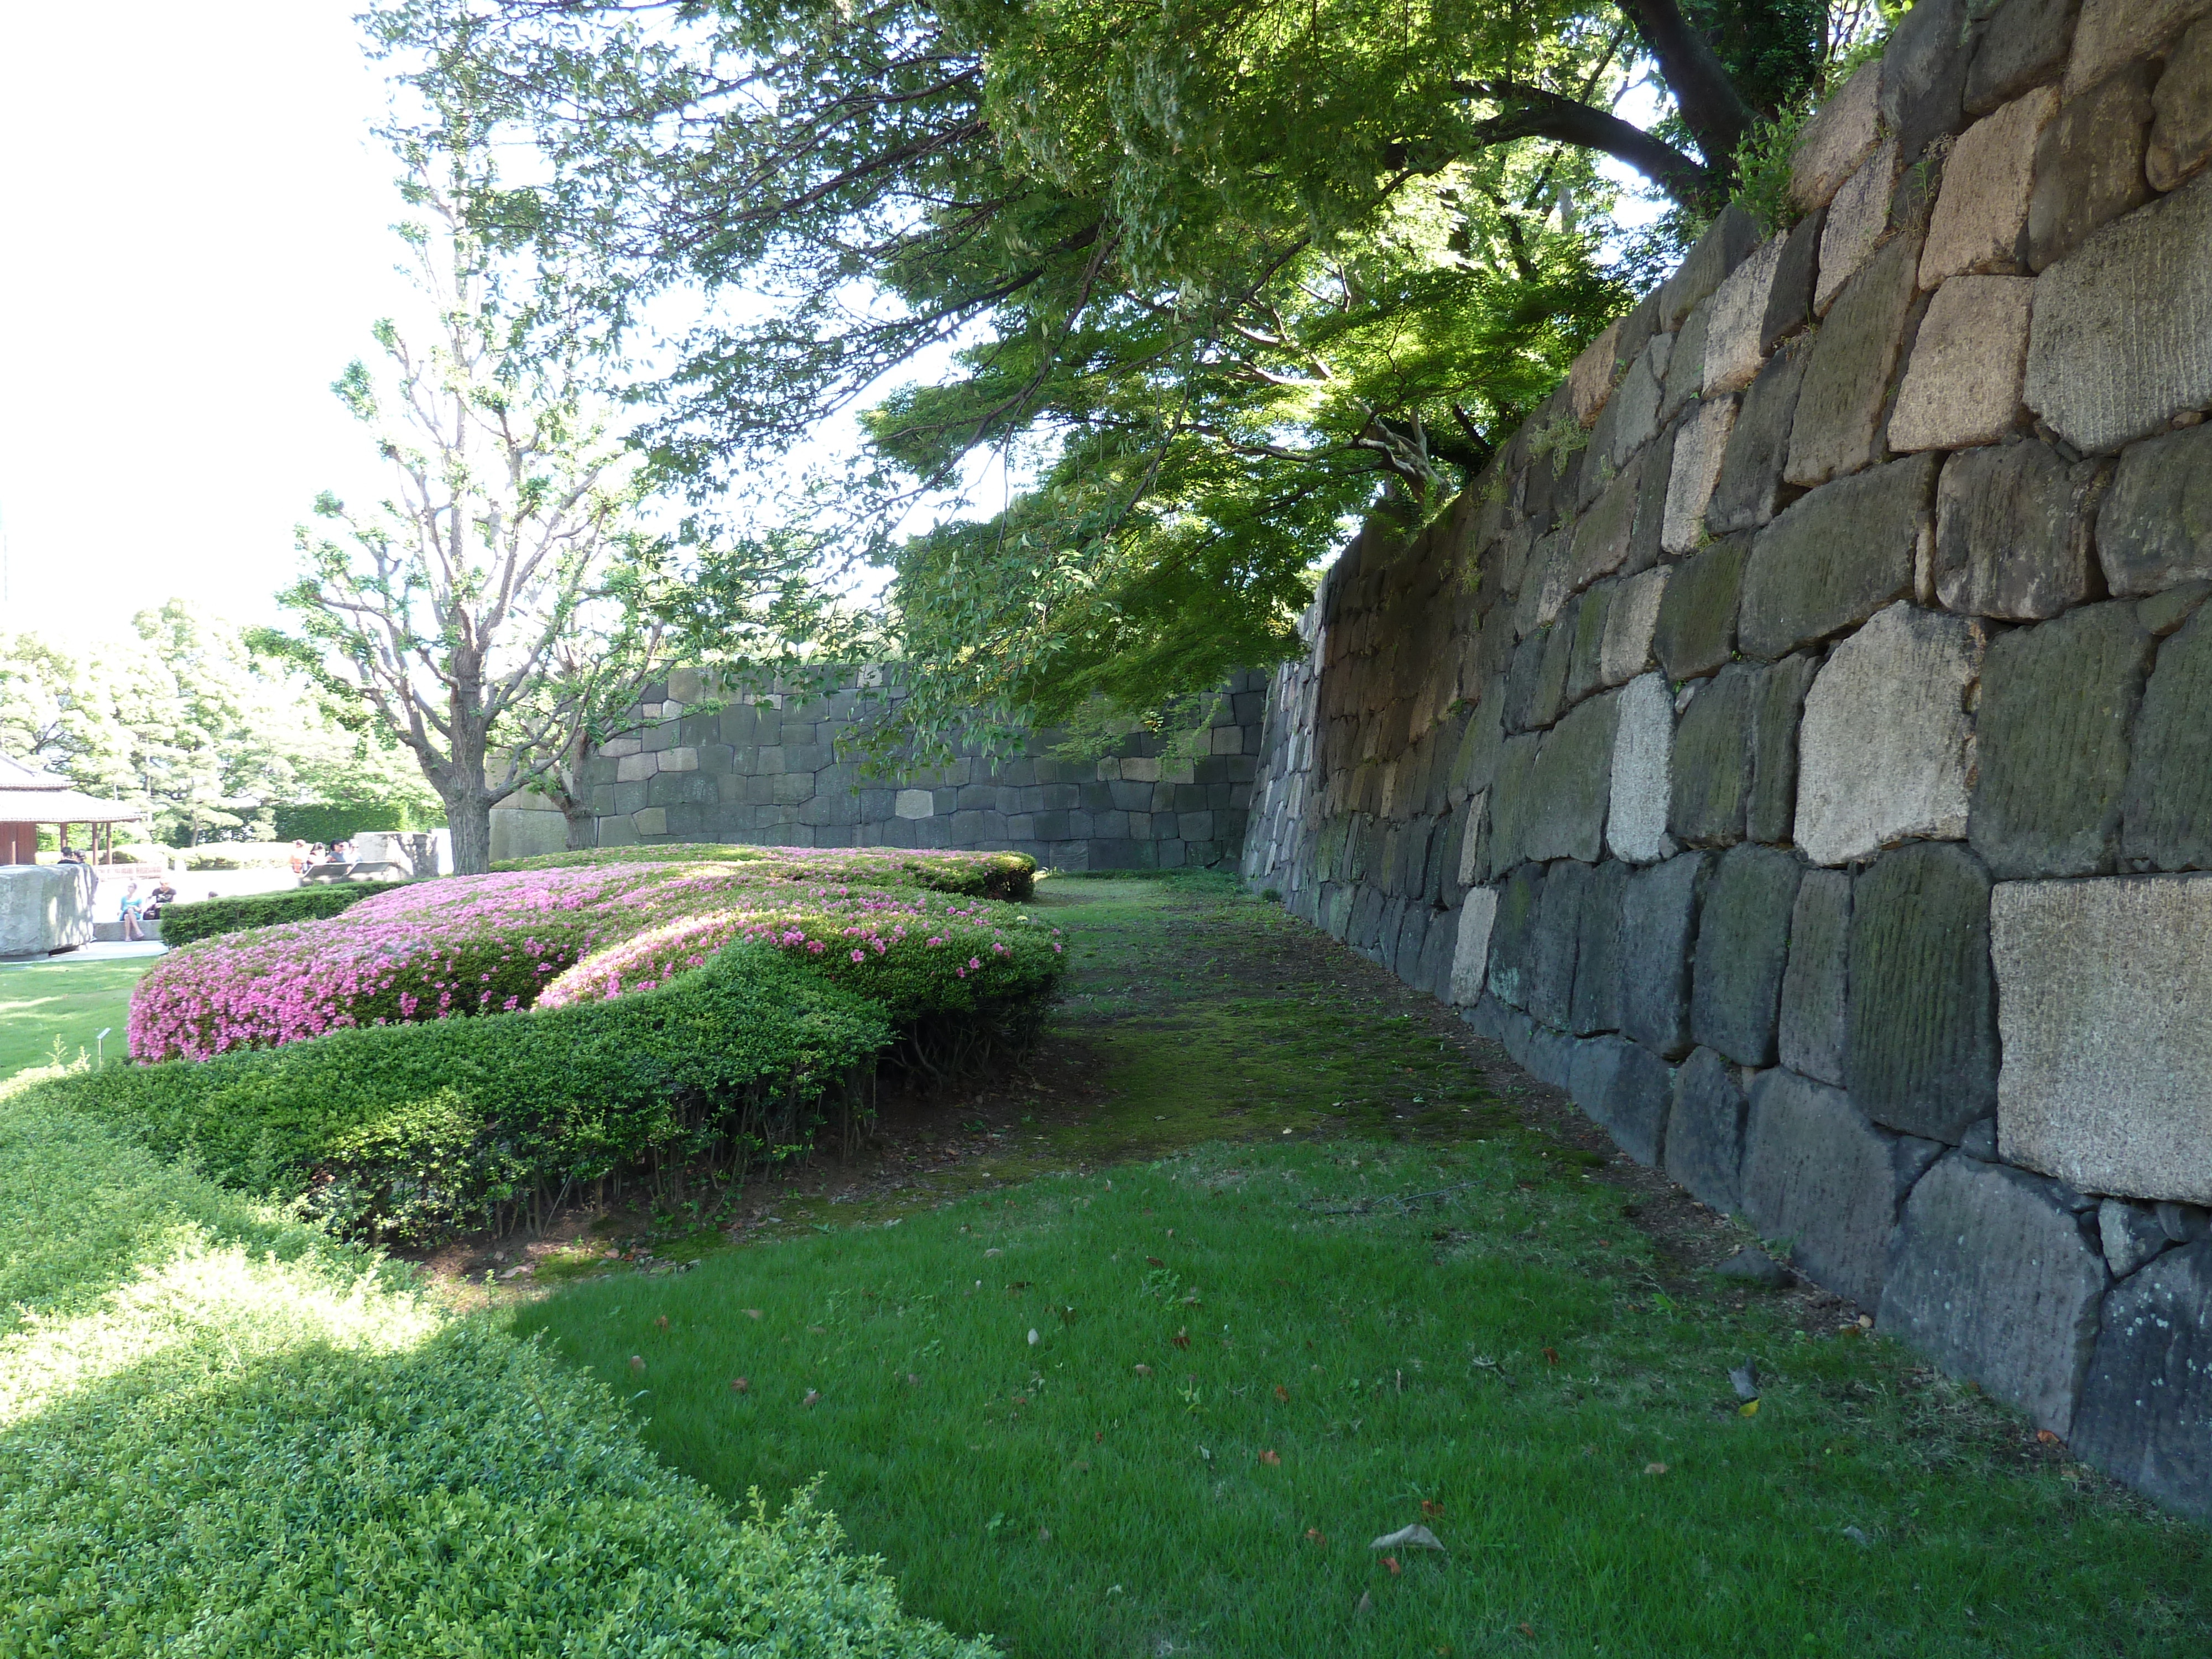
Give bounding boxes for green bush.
[0,1079,989,1657]
[268,799,445,843]
[49,943,895,1243]
[496,842,1039,901]
[158,881,409,947]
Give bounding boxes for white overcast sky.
[0,1,412,641]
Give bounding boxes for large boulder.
[0,863,96,958]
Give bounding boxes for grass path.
[507,874,2212,1657]
[0,956,153,1080]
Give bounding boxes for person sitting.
[144,880,178,921]
[119,882,145,942]
[288,839,310,876]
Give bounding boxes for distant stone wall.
[506,666,1270,872]
[1244,0,2212,1519]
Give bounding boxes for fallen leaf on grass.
[1134,1363,1154,1378]
[1517,1623,1536,1639]
[654,1315,669,1330]
[1274,1384,1290,1402]
[906,1373,920,1387]
[802,1390,821,1407]
[1541,1347,1559,1366]
[744,1309,763,1320]
[1146,1256,1165,1267]
[1095,1430,1105,1443]
[1420,1499,1444,1519]
[1029,1328,1041,1347]
[1739,1400,1760,1417]
[729,1376,749,1393]
[1172,1328,1192,1349]
[2036,1428,2060,1445]
[1370,1525,1444,1552]
[1354,1592,1373,1615]
[1259,1449,1281,1466]
[628,1355,645,1373]
[1305,1528,1328,1547]
[985,1248,1003,1258]
[1642,1462,1668,1477]
[1383,1556,1401,1576]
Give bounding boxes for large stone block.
[1606,671,1677,865]
[1848,841,1999,1140]
[1749,653,1819,846]
[1532,598,1580,728]
[1523,692,1616,866]
[2065,0,2212,94]
[1780,868,1853,1087]
[1741,1069,1943,1310]
[1599,565,1669,687]
[1609,341,1668,468]
[1703,237,1785,395]
[1484,862,1546,1009]
[2030,60,2157,272]
[1669,665,1755,848]
[0,864,95,957]
[1662,397,1738,554]
[1967,0,2078,116]
[2148,17,2212,191]
[1566,585,1615,708]
[1933,438,2098,618]
[2121,607,2212,869]
[1527,859,1590,1029]
[1790,232,1925,487]
[1619,850,1713,1058]
[1794,603,1976,867]
[1888,274,2035,450]
[1624,417,1677,577]
[1992,874,2212,1202]
[1578,1036,1673,1166]
[2071,1240,2212,1520]
[1568,460,1644,591]
[1707,338,1813,534]
[1448,885,1498,1005]
[1692,842,1804,1067]
[1570,858,1630,1036]
[1792,58,1885,213]
[1566,320,1624,429]
[1878,1154,2110,1434]
[1881,0,1975,161]
[1652,536,1748,681]
[1743,457,1937,662]
[1657,204,1762,331]
[2096,421,2212,597]
[1815,141,1905,317]
[1922,88,2059,281]
[1484,734,1543,879]
[1660,306,1709,425]
[1665,1046,1749,1212]
[1970,599,2153,877]
[1762,206,1824,353]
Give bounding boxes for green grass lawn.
[510,877,2212,1657]
[0,956,153,1080]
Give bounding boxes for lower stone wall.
[527,668,1269,872]
[1244,1,2212,1521]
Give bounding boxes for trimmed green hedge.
[0,1078,989,1656]
[495,843,1039,902]
[48,943,894,1243]
[158,881,409,947]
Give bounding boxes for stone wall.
[520,666,1270,872]
[1244,0,2212,1519]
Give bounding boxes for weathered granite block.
[1620,850,1713,1058]
[1566,319,1624,429]
[1763,206,1824,353]
[1703,237,1785,395]
[1599,566,1669,687]
[2100,1197,2173,1278]
[1580,1037,1673,1166]
[1692,843,1805,1067]
[1849,841,1999,1140]
[2026,158,2212,456]
[1934,438,2098,618]
[1485,734,1543,879]
[1749,653,1820,846]
[1815,140,1905,317]
[1971,599,2153,877]
[1449,885,1498,1005]
[2030,60,2157,272]
[1923,87,2059,281]
[1708,338,1813,533]
[2121,608,2212,869]
[1669,665,1756,847]
[1658,204,1762,331]
[1966,0,2078,116]
[1741,1069,1944,1310]
[1484,862,1546,1009]
[1792,58,1885,213]
[1665,1046,1749,1211]
[1568,460,1644,591]
[1570,858,1630,1035]
[1993,874,2212,1202]
[1532,597,1580,728]
[1660,306,1709,425]
[1743,456,1937,661]
[2071,1241,2212,1520]
[1607,671,1678,865]
[1662,397,1738,554]
[2096,422,2212,596]
[1791,232,1926,486]
[1881,0,1975,161]
[1523,692,1618,864]
[1794,602,1975,864]
[1879,1154,2110,1433]
[1565,582,1614,706]
[1504,630,1549,733]
[2066,0,2211,95]
[2149,17,2212,191]
[1609,341,1668,467]
[1528,859,1589,1029]
[1780,868,1853,1086]
[1888,274,2035,450]
[1624,418,1678,577]
[1652,536,1749,680]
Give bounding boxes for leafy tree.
[369,0,1884,751]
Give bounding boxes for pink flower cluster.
[129,853,1055,1063]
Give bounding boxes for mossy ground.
[502,873,2212,1657]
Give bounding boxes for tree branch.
[1450,79,1717,206]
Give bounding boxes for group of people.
[116,878,179,942]
[288,838,357,874]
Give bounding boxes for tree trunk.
[564,804,598,851]
[447,796,494,874]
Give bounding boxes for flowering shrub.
[495,842,1038,900]
[131,852,1054,1063]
